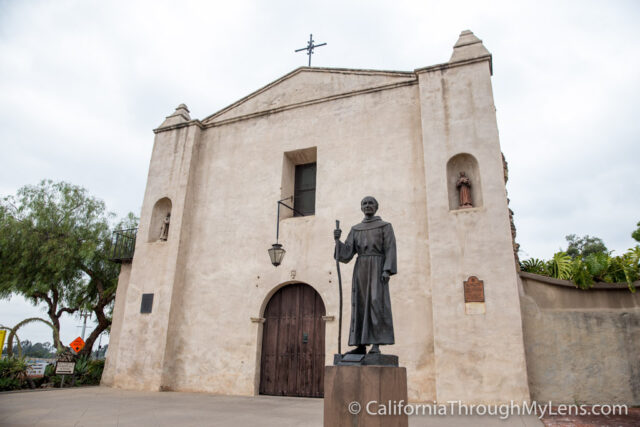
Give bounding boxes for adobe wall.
[104,30,531,404]
[101,262,131,386]
[416,40,530,402]
[519,272,640,404]
[104,123,201,391]
[160,81,437,401]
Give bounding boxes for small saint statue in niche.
[456,172,473,208]
[159,213,171,241]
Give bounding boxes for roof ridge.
[201,66,416,124]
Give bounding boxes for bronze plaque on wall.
[464,276,485,302]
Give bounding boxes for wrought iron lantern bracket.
[268,198,305,267]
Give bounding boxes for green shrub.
[74,356,90,378]
[44,363,55,377]
[570,258,594,289]
[0,357,28,391]
[548,252,572,280]
[521,258,548,275]
[70,356,104,385]
[584,252,610,281]
[520,245,640,292]
[85,359,105,384]
[0,355,104,390]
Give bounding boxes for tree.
[3,317,61,357]
[3,340,56,358]
[77,211,137,355]
[632,221,640,243]
[0,180,137,354]
[565,234,608,259]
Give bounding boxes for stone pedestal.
[333,353,399,366]
[324,365,408,427]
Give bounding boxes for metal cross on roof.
[295,34,327,67]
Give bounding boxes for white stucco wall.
[104,30,529,403]
[160,82,435,400]
[520,273,640,405]
[416,56,530,403]
[104,124,201,391]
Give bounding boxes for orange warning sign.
[69,337,85,353]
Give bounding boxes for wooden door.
[260,283,325,397]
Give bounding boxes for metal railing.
[110,228,137,263]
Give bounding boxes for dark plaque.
[463,276,484,303]
[140,293,154,313]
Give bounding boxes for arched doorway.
[259,283,325,397]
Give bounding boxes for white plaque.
[465,302,486,315]
[27,362,46,377]
[55,361,75,375]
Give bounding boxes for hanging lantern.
[268,243,286,267]
[268,198,304,267]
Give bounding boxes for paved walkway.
[0,386,546,426]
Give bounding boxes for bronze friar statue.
[334,196,397,356]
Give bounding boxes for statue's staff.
[334,219,343,355]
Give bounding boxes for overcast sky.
[1,0,639,347]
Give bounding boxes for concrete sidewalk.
[0,386,543,426]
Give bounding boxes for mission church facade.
[102,30,532,403]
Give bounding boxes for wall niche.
[148,197,172,242]
[446,153,482,210]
